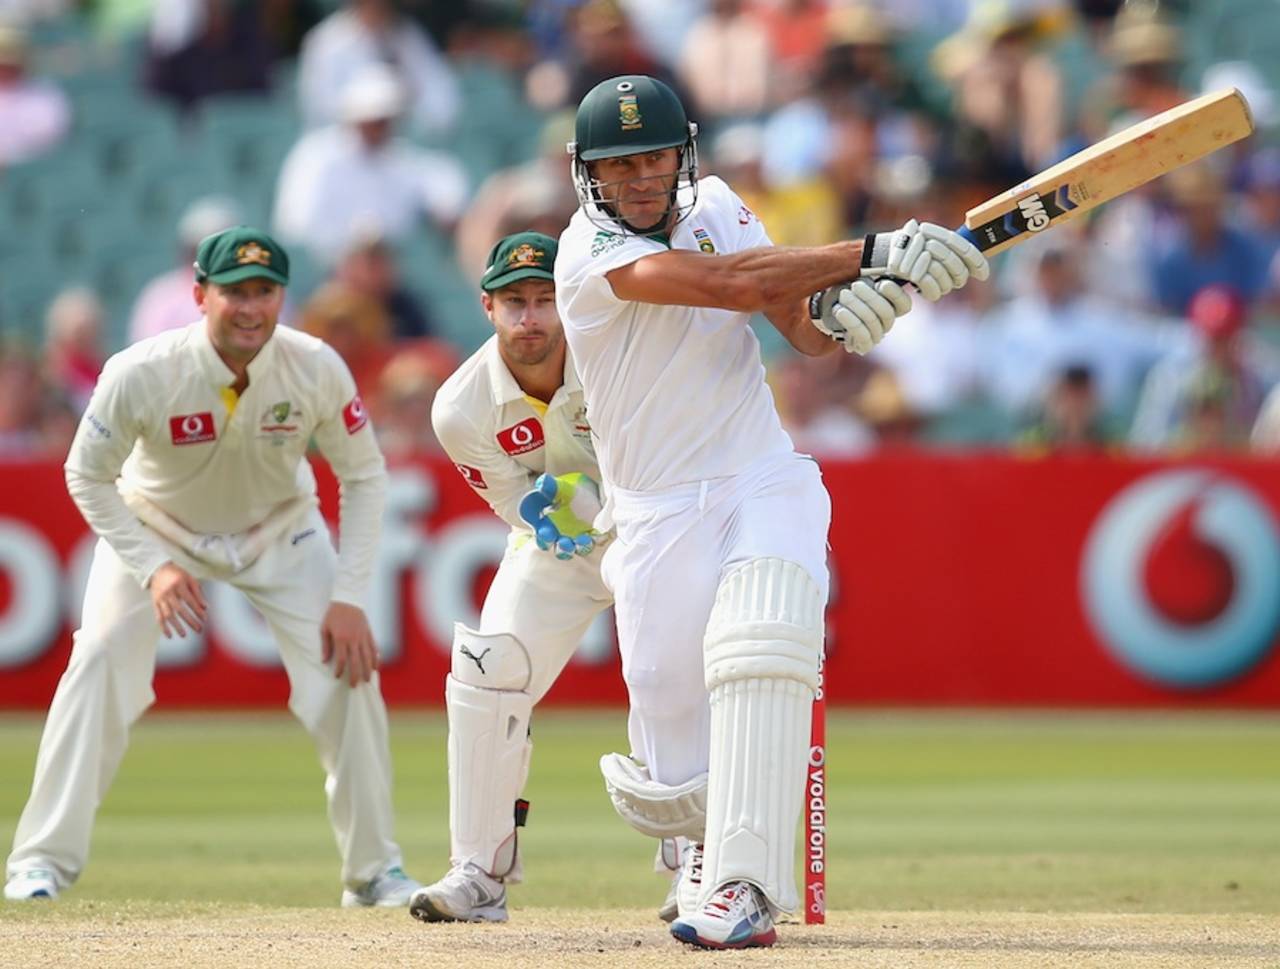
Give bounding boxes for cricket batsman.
[4,227,419,908]
[556,75,988,948]
[412,231,686,923]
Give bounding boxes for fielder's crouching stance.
[409,233,623,923]
[557,76,988,948]
[4,227,418,908]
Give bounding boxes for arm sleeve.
[63,357,172,587]
[555,230,667,335]
[431,395,536,532]
[310,347,388,607]
[715,177,773,252]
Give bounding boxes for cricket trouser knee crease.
[447,624,534,880]
[699,557,825,913]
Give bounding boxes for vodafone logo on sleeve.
[169,412,217,445]
[496,418,544,456]
[455,464,488,489]
[342,396,368,434]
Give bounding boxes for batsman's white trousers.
[479,535,613,704]
[6,509,403,891]
[600,452,831,787]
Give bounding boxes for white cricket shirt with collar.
[431,334,600,534]
[555,175,796,493]
[65,321,386,604]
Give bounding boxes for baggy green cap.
[480,231,557,291]
[194,226,290,286]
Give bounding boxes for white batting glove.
[860,219,990,301]
[809,278,912,355]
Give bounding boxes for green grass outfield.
[0,710,1277,915]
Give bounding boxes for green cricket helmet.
[568,75,700,236]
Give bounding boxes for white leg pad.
[447,625,533,881]
[699,557,825,914]
[599,753,707,840]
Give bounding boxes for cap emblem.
[236,242,271,267]
[507,243,544,268]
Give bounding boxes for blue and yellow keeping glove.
[518,472,603,560]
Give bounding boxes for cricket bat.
[957,87,1254,257]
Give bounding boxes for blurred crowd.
[4,0,1280,461]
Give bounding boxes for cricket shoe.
[670,880,776,950]
[4,869,58,901]
[340,865,420,908]
[408,861,507,923]
[658,841,703,923]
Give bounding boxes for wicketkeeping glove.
[518,472,603,559]
[860,218,990,301]
[809,278,912,355]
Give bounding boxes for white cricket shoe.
[340,865,420,908]
[670,880,776,950]
[658,841,703,923]
[4,868,58,901]
[408,861,507,923]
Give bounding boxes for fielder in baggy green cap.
[480,231,557,291]
[194,226,291,286]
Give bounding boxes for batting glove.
[810,278,912,355]
[518,472,603,559]
[860,219,990,301]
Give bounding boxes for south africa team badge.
[618,94,642,131]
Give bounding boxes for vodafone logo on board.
[1080,469,1280,689]
[169,412,216,446]
[496,418,544,456]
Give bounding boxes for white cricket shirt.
[555,176,795,492]
[65,321,386,604]
[432,335,600,534]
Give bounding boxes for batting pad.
[599,753,707,840]
[447,627,534,880]
[700,557,825,913]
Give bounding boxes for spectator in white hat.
[273,62,468,266]
[297,0,458,135]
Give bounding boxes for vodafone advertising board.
[1,455,1278,709]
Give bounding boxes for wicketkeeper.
[413,232,689,923]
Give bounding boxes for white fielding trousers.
[479,536,614,704]
[6,509,403,891]
[600,453,832,788]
